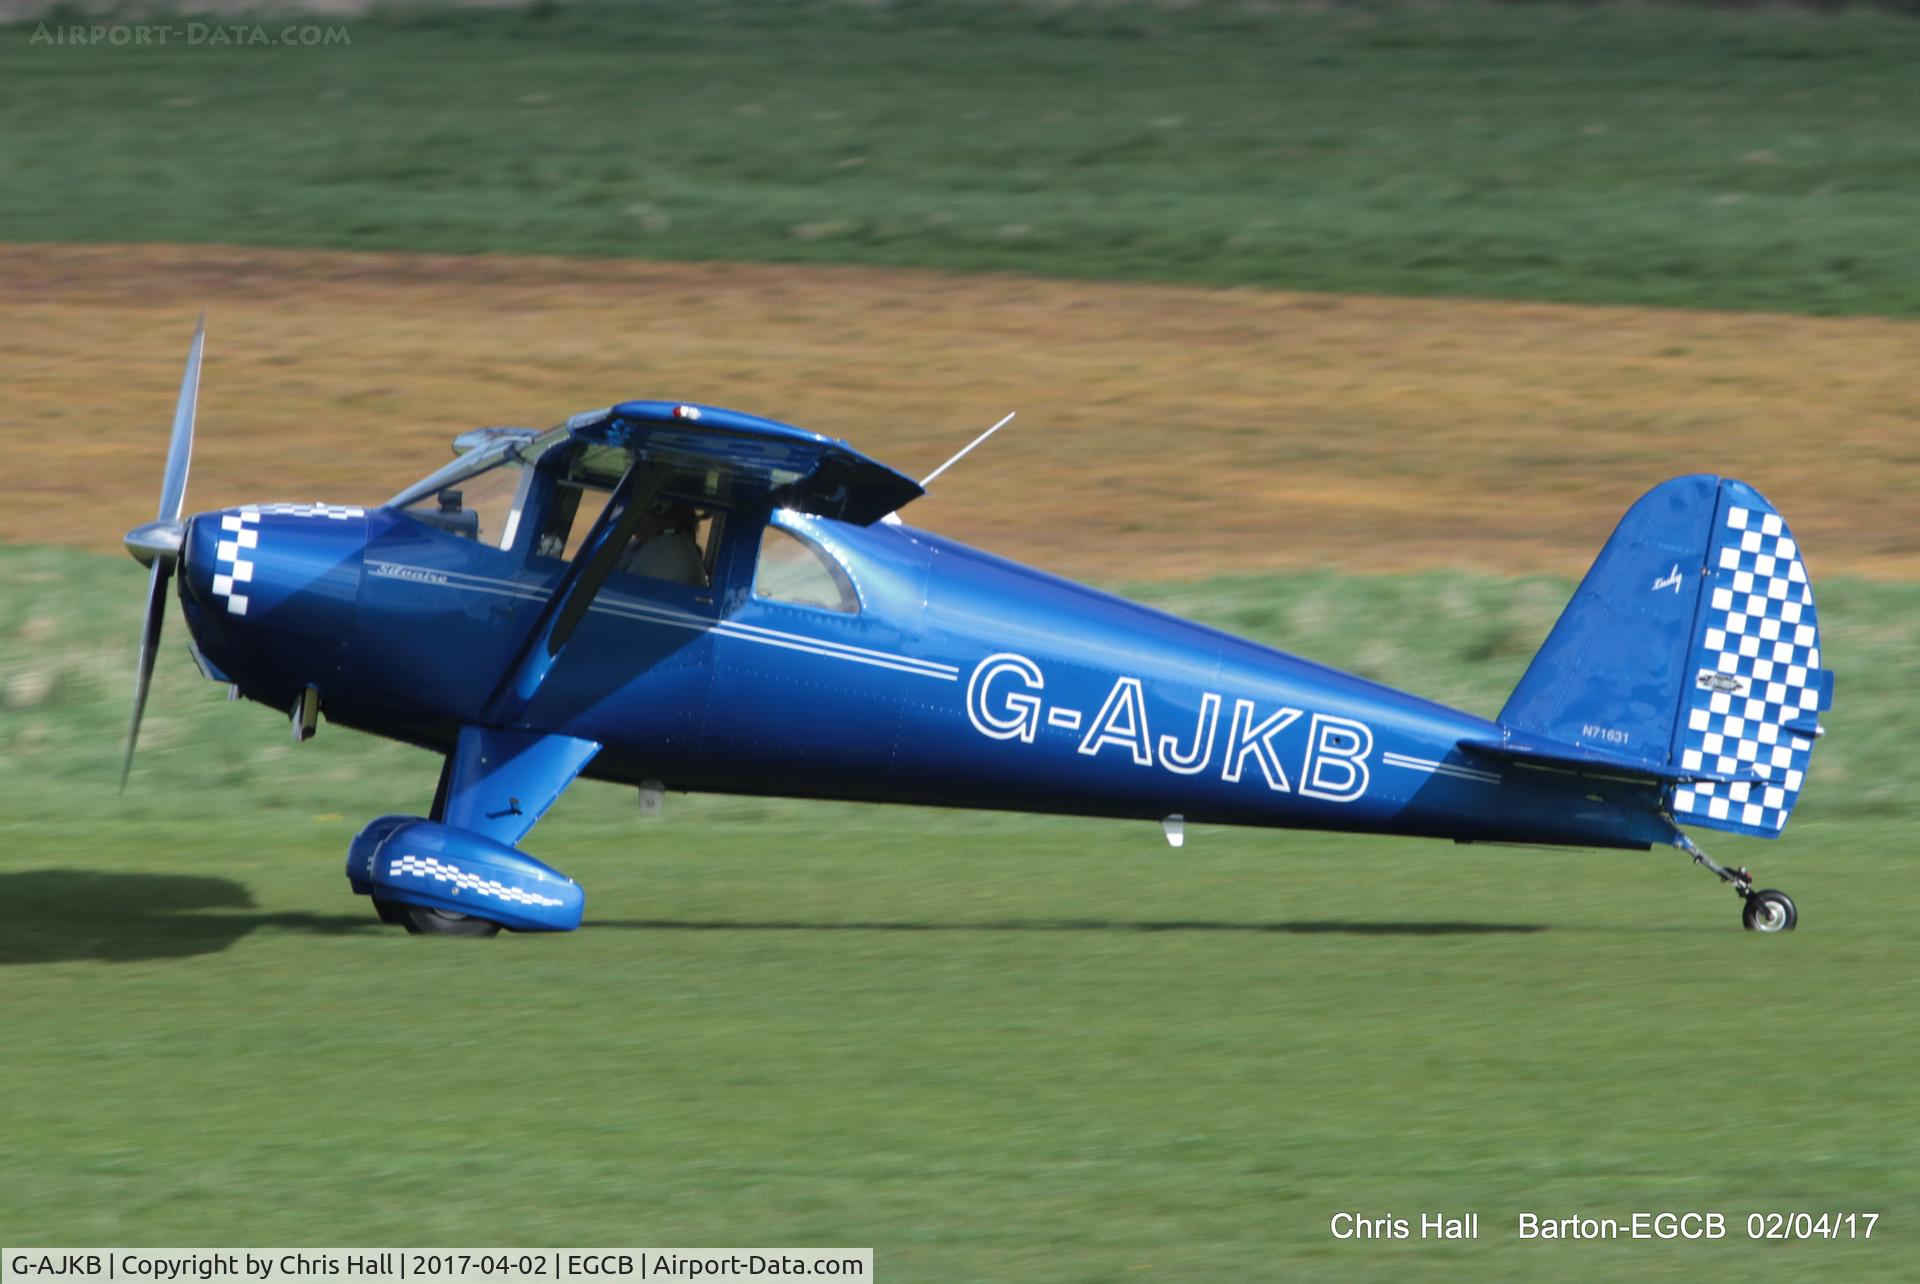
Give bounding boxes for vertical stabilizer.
[1498,476,1832,838]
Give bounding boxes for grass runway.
[5,0,1920,1273]
[2,547,1915,1277]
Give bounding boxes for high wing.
[567,400,922,525]
[485,400,922,723]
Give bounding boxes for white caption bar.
[4,1252,872,1283]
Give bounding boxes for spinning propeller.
[120,314,204,789]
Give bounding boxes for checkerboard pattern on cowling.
[210,504,368,616]
[387,853,565,908]
[211,509,260,616]
[1668,499,1831,838]
[244,502,367,520]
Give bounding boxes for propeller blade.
[120,560,173,791]
[157,312,204,523]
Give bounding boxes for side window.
[754,525,859,615]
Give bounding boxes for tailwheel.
[1742,889,1798,933]
[401,905,503,938]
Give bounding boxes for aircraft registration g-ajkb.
[123,321,1832,936]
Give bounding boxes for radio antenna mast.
[920,412,1016,488]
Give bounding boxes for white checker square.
[1759,617,1780,640]
[1739,635,1761,658]
[1683,749,1704,771]
[1789,560,1807,583]
[213,573,233,596]
[1765,788,1785,809]
[1741,530,1763,553]
[1724,717,1746,738]
[1759,723,1779,745]
[1787,665,1807,687]
[1768,578,1789,601]
[1777,537,1796,559]
[1709,796,1731,820]
[1773,640,1795,663]
[1689,709,1711,732]
[1727,613,1747,635]
[232,560,254,582]
[1753,659,1775,681]
[228,595,248,615]
[1743,802,1765,826]
[1800,688,1819,709]
[1733,570,1754,593]
[1703,733,1725,755]
[1717,755,1738,775]
[1786,769,1804,791]
[1766,682,1788,705]
[1771,745,1793,768]
[1710,692,1732,714]
[1674,789,1696,811]
[1718,652,1739,674]
[1761,513,1782,536]
[1736,739,1759,762]
[221,515,243,532]
[1720,547,1742,571]
[1728,507,1748,529]
[1756,554,1777,577]
[1794,623,1815,647]
[1712,587,1733,610]
[1730,782,1751,803]
[1782,601,1802,624]
[238,528,259,549]
[1744,697,1766,721]
[1705,628,1726,651]
[1746,594,1769,617]
[216,539,237,561]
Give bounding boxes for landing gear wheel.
[401,905,503,938]
[371,899,408,926]
[1742,889,1798,933]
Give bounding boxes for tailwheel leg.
[1673,830,1797,932]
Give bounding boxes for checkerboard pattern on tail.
[1669,490,1834,838]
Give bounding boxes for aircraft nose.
[180,503,369,695]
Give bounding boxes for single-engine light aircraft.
[123,321,1831,935]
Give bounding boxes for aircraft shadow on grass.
[592,918,1548,936]
[0,869,376,966]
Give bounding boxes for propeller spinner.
[120,313,204,789]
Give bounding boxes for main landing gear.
[1675,832,1798,933]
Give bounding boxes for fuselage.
[176,497,1670,852]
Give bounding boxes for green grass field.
[3,547,1915,1277]
[4,1,1920,313]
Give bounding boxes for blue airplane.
[123,321,1831,936]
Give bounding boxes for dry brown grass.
[9,242,1919,581]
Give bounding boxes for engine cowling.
[346,815,584,932]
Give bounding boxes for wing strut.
[485,456,668,724]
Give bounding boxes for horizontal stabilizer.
[1458,734,1755,786]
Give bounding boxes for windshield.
[388,428,569,550]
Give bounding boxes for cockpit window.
[753,523,859,614]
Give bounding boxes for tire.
[1742,889,1797,933]
[401,905,504,938]
[372,898,409,926]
